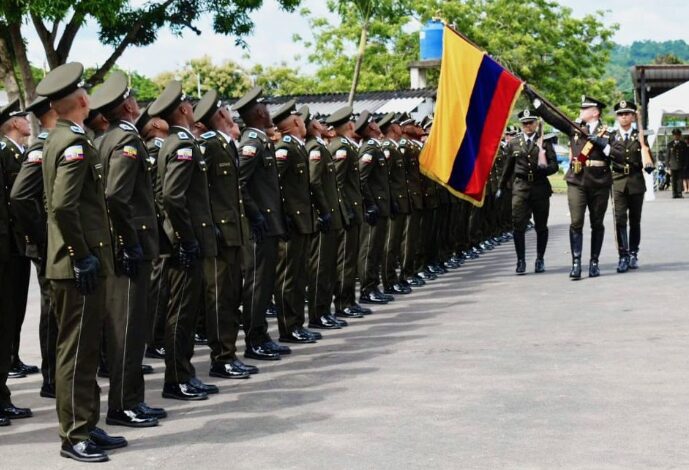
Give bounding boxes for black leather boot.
[513,230,526,274]
[616,226,629,273]
[535,229,548,273]
[589,228,605,278]
[569,228,583,280]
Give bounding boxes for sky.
[19,0,689,78]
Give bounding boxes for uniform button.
[296,210,301,215]
[202,223,207,227]
[221,219,226,223]
[354,202,358,206]
[99,242,104,247]
[239,199,243,204]
[142,225,147,229]
[223,171,228,174]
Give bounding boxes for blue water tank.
[420,20,444,61]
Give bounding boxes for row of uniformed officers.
[0,62,512,462]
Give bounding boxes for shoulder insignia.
[248,131,258,139]
[276,148,289,161]
[241,145,257,158]
[399,138,407,145]
[201,131,216,139]
[282,135,292,143]
[154,138,163,148]
[64,145,85,162]
[199,145,206,155]
[0,142,5,150]
[361,154,373,164]
[367,139,375,145]
[340,137,348,144]
[382,140,391,147]
[383,149,391,159]
[309,150,321,161]
[70,125,85,134]
[119,122,134,132]
[176,148,193,161]
[334,149,348,160]
[37,131,49,140]
[27,149,43,164]
[177,131,189,139]
[122,145,138,160]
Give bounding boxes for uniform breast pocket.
[90,163,104,183]
[216,162,234,177]
[263,156,274,168]
[296,162,306,175]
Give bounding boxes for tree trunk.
[347,21,369,107]
[0,32,21,102]
[7,23,36,106]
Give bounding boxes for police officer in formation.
[609,100,654,272]
[499,109,558,274]
[667,128,687,199]
[2,60,660,463]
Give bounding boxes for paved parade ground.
[2,191,689,469]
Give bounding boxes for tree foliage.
[153,56,253,99]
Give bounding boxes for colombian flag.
[420,26,523,206]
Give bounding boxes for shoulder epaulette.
[399,138,407,145]
[177,131,190,139]
[70,125,85,134]
[119,122,135,132]
[201,131,217,139]
[248,131,258,139]
[37,131,49,140]
[340,137,348,144]
[282,135,292,143]
[367,139,375,145]
[382,140,391,146]
[153,137,164,148]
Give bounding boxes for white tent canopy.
[647,80,689,147]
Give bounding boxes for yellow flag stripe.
[419,27,485,181]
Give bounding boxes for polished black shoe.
[378,289,394,301]
[589,259,600,278]
[444,260,460,269]
[1,403,32,419]
[629,252,639,269]
[0,414,9,426]
[141,364,154,375]
[40,383,56,398]
[351,303,372,315]
[7,366,26,379]
[189,376,219,394]
[210,362,251,379]
[309,315,341,329]
[14,360,39,375]
[418,270,437,280]
[337,307,364,318]
[534,258,545,273]
[194,333,209,345]
[279,328,317,344]
[359,290,388,304]
[60,440,109,463]
[145,346,166,359]
[263,340,291,355]
[89,427,128,450]
[299,327,322,340]
[162,382,209,401]
[106,408,158,428]
[569,259,582,280]
[231,358,259,374]
[384,283,411,295]
[327,313,348,327]
[265,302,278,317]
[408,275,425,287]
[616,256,630,273]
[515,259,526,274]
[244,344,281,361]
[135,402,167,419]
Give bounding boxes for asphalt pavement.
[2,191,689,469]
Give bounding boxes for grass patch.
[549,171,568,193]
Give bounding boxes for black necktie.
[624,134,629,142]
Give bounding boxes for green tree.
[300,0,417,96]
[0,0,302,104]
[653,53,684,64]
[153,56,253,99]
[416,0,620,115]
[250,63,317,96]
